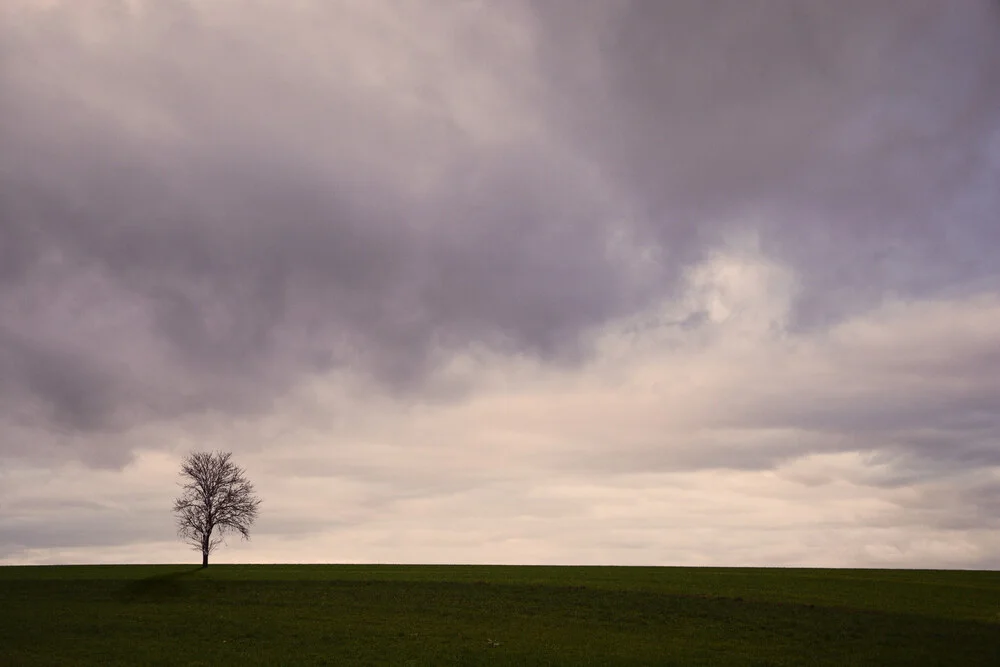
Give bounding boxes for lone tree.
[173,451,261,567]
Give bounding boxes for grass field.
[2,564,999,665]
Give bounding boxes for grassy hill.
[2,564,999,665]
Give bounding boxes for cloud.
[0,0,998,566]
[536,0,1000,322]
[0,0,667,456]
[10,241,995,567]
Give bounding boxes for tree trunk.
[202,550,209,568]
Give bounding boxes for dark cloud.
[0,0,654,450]
[534,0,1000,325]
[1,0,998,471]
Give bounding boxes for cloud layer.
[1,0,998,566]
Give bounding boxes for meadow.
[2,564,999,665]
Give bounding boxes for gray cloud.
[1,0,999,567]
[0,0,665,452]
[536,0,1000,324]
[2,1,997,455]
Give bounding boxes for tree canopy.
[173,451,261,566]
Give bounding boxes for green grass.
[2,565,999,665]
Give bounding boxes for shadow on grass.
[120,567,204,602]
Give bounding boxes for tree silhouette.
[173,451,261,567]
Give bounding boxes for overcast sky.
[2,0,999,568]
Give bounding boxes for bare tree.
[173,451,261,567]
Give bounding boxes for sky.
[1,0,999,568]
